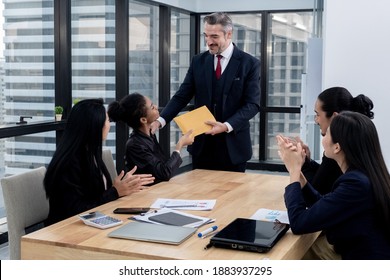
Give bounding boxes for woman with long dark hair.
[44,99,154,225]
[277,111,390,259]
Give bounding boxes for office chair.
[102,149,117,180]
[1,166,49,260]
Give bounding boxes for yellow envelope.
[173,106,216,137]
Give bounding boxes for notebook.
[207,218,289,253]
[108,222,197,245]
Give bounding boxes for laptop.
[108,221,197,245]
[207,218,289,253]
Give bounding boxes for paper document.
[151,198,216,211]
[250,208,290,224]
[173,105,216,137]
[132,208,213,228]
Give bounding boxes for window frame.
[0,2,314,173]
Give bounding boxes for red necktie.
[215,55,222,79]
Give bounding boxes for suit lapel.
[205,53,214,105]
[222,46,241,105]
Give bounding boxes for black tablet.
[207,218,289,253]
[148,212,203,226]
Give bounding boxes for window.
[129,1,159,104]
[169,11,190,158]
[1,1,55,177]
[71,0,116,101]
[267,12,313,161]
[71,0,116,153]
[267,112,300,161]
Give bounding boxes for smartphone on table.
[113,207,150,214]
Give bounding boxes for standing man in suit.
[152,12,260,172]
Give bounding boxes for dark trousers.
[191,134,246,172]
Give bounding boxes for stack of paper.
[150,198,216,211]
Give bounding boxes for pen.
[201,230,219,239]
[140,210,158,216]
[198,225,218,238]
[162,204,197,208]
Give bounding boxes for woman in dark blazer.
[44,99,154,225]
[300,87,374,195]
[277,111,390,259]
[108,93,194,185]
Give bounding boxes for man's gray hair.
[203,12,233,34]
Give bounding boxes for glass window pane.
[250,112,260,161]
[71,0,115,100]
[1,0,55,192]
[129,1,159,103]
[268,12,313,108]
[2,1,55,125]
[267,112,301,162]
[170,11,190,160]
[266,12,313,162]
[71,0,116,153]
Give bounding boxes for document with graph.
[250,208,290,224]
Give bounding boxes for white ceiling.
[152,0,316,13]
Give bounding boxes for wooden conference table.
[21,169,320,260]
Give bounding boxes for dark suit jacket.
[301,155,343,195]
[285,169,390,259]
[45,149,119,226]
[125,130,182,185]
[161,44,260,165]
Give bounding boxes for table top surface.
[21,169,320,260]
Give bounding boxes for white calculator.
[79,211,123,229]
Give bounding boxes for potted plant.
[55,106,63,121]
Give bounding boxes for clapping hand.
[113,166,155,197]
[276,135,307,186]
[294,136,311,161]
